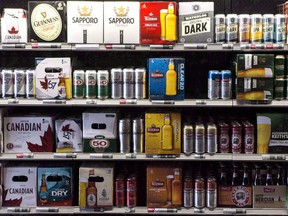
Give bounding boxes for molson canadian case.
[67,1,104,44]
[4,116,54,153]
[37,167,72,206]
[28,1,66,42]
[140,2,177,44]
[3,166,37,207]
[104,1,140,44]
[1,8,28,43]
[178,2,214,43]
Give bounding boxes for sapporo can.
[226,14,238,43]
[206,177,217,210]
[123,68,135,99]
[2,69,14,98]
[218,122,230,153]
[14,69,25,98]
[111,68,123,99]
[231,121,242,154]
[274,14,286,43]
[85,70,97,99]
[221,70,232,99]
[195,123,205,154]
[206,123,217,154]
[274,78,285,100]
[208,70,220,99]
[262,14,274,43]
[73,70,85,98]
[194,176,205,209]
[135,68,146,99]
[132,118,144,153]
[215,14,226,43]
[250,14,263,43]
[26,69,35,98]
[183,173,193,208]
[238,14,250,43]
[127,175,137,208]
[242,121,255,154]
[115,174,126,207]
[97,70,109,100]
[183,124,194,155]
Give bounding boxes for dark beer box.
[28,1,66,42]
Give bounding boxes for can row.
[73,68,147,100]
[274,77,288,99]
[215,14,286,44]
[208,70,232,100]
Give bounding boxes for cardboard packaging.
[145,112,181,155]
[3,166,37,207]
[79,163,114,211]
[82,112,118,153]
[148,58,185,100]
[178,2,214,43]
[4,116,54,153]
[35,58,72,100]
[147,166,182,208]
[140,2,177,44]
[253,185,286,208]
[28,1,66,42]
[67,1,104,44]
[1,8,28,43]
[37,167,72,206]
[104,1,140,44]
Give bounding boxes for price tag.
[195,154,206,159]
[43,100,66,104]
[16,153,34,158]
[86,99,97,104]
[150,45,173,49]
[222,44,233,49]
[7,207,30,212]
[126,153,137,159]
[8,99,19,104]
[150,154,176,159]
[196,100,207,105]
[151,100,175,105]
[262,154,286,161]
[75,44,100,50]
[119,99,137,104]
[89,153,113,159]
[194,208,205,213]
[125,207,136,213]
[184,44,207,49]
[2,44,26,49]
[36,207,59,212]
[54,153,77,158]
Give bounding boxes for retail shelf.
[233,100,288,107]
[0,153,76,161]
[232,154,287,161]
[0,207,74,215]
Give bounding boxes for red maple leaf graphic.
[27,125,54,152]
[3,189,22,206]
[40,76,49,90]
[62,124,75,132]
[8,26,19,34]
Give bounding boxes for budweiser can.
[206,177,217,210]
[111,68,123,99]
[183,173,193,208]
[73,70,85,98]
[26,69,35,98]
[132,118,144,153]
[238,14,250,43]
[119,118,131,153]
[231,121,242,153]
[183,124,194,155]
[206,123,217,154]
[135,68,146,99]
[195,123,205,154]
[194,176,205,209]
[218,122,230,153]
[2,69,14,98]
[97,70,109,100]
[85,70,97,99]
[127,175,137,208]
[243,121,255,154]
[14,69,25,98]
[123,68,135,99]
[115,174,126,207]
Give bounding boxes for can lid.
[263,14,274,17]
[238,14,250,17]
[215,14,225,17]
[250,14,262,17]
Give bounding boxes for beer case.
[145,112,181,155]
[3,116,54,153]
[35,58,72,100]
[3,166,37,207]
[28,1,66,42]
[37,167,72,206]
[79,163,114,211]
[178,2,214,43]
[140,2,177,45]
[146,166,182,208]
[148,58,185,100]
[82,112,118,153]
[104,1,140,44]
[55,117,83,152]
[1,8,28,43]
[67,1,104,44]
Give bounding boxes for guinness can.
[132,118,144,153]
[123,68,135,99]
[119,118,131,153]
[135,68,146,99]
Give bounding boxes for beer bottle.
[86,170,97,207]
[231,164,239,186]
[242,164,251,186]
[254,164,264,186]
[172,168,182,205]
[276,164,286,185]
[39,174,48,205]
[265,165,273,186]
[219,163,228,186]
[58,73,66,99]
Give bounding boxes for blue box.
[148,58,185,100]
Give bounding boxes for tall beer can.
[183,173,193,208]
[135,68,146,99]
[115,174,126,207]
[26,69,35,98]
[218,122,230,153]
[2,69,14,98]
[14,69,25,98]
[206,123,217,154]
[183,124,194,155]
[97,70,109,100]
[206,177,217,210]
[238,14,250,43]
[0,71,2,98]
[111,68,123,99]
[231,121,242,153]
[226,14,238,43]
[215,14,226,43]
[73,70,85,98]
[194,176,205,209]
[243,121,255,154]
[85,70,97,99]
[195,123,205,154]
[132,118,144,153]
[263,14,274,43]
[119,118,131,153]
[208,70,220,99]
[250,14,263,43]
[127,175,137,208]
[221,70,232,99]
[274,14,286,43]
[123,68,135,99]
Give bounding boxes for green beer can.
[97,70,109,100]
[85,70,97,99]
[73,70,85,98]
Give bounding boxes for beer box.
[67,1,104,44]
[1,8,28,43]
[55,118,83,152]
[218,186,252,207]
[79,163,114,211]
[140,2,177,45]
[257,113,288,154]
[28,1,66,42]
[35,58,72,100]
[145,112,181,155]
[178,2,214,43]
[253,185,286,208]
[3,166,37,207]
[37,167,72,206]
[104,1,140,44]
[82,112,118,153]
[4,116,54,153]
[147,166,182,208]
[148,58,185,100]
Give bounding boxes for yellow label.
[79,182,88,208]
[65,77,72,99]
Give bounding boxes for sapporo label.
[31,3,62,41]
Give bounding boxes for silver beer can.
[97,70,109,100]
[14,69,26,98]
[263,14,274,43]
[183,124,194,155]
[206,177,217,210]
[206,123,217,154]
[215,14,226,43]
[119,118,131,153]
[194,176,205,209]
[111,68,123,99]
[238,14,250,43]
[123,68,135,99]
[132,118,144,153]
[26,69,35,98]
[2,69,14,98]
[226,14,238,43]
[135,68,146,99]
[195,123,205,154]
[274,14,286,43]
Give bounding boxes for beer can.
[97,70,109,100]
[274,14,286,43]
[226,14,238,43]
[2,69,14,98]
[250,14,263,43]
[263,14,274,43]
[123,68,135,99]
[194,176,205,209]
[221,70,232,100]
[183,173,193,208]
[274,78,285,100]
[135,68,146,99]
[206,177,217,210]
[285,78,288,99]
[14,69,25,98]
[206,123,217,154]
[119,118,131,153]
[238,14,250,43]
[195,123,205,154]
[26,69,35,98]
[218,122,230,153]
[215,14,226,43]
[0,71,2,98]
[183,124,194,155]
[73,70,85,99]
[127,175,137,208]
[242,121,255,154]
[208,70,220,99]
[115,174,126,207]
[274,55,285,78]
[132,118,144,153]
[231,121,242,154]
[111,68,123,99]
[85,70,97,99]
